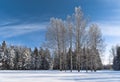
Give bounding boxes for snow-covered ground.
[0,70,120,82]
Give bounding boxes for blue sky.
[0,0,120,64]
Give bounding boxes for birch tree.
[46,18,64,71]
[88,24,103,71]
[66,15,74,72]
[74,7,86,72]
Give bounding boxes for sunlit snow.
[0,70,120,82]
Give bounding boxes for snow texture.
[0,70,120,82]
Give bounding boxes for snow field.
[0,70,120,82]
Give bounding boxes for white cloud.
[95,21,120,37]
[94,21,120,65]
[0,23,47,38]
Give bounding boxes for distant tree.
[53,50,60,70]
[44,48,51,69]
[39,47,44,69]
[2,41,7,52]
[14,48,19,70]
[22,48,31,69]
[113,46,120,70]
[8,46,16,69]
[33,47,39,70]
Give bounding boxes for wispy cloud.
[0,22,47,38]
[97,21,120,37]
[95,21,120,64]
[102,0,120,6]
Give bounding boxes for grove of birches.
[0,7,110,72]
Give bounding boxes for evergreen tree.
[33,47,39,70]
[113,46,120,70]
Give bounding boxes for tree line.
[0,40,102,71]
[0,7,104,72]
[0,41,51,70]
